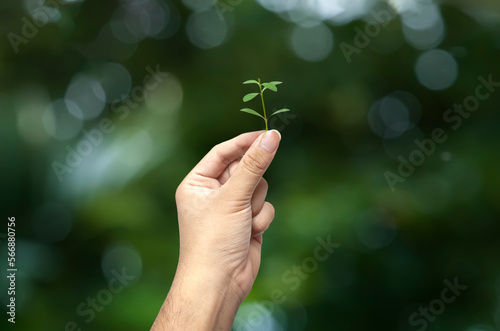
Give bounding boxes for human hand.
[152,130,281,330]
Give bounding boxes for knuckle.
[209,144,220,156]
[228,161,239,176]
[267,203,275,220]
[253,220,266,234]
[213,143,237,166]
[175,184,185,201]
[241,152,267,175]
[260,178,268,191]
[259,222,270,233]
[212,145,224,160]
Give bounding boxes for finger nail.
[260,130,281,153]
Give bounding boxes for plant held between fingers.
[240,78,290,131]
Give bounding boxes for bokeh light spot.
[42,99,83,140]
[186,9,227,49]
[355,211,397,250]
[97,62,132,103]
[415,49,458,90]
[65,74,107,120]
[290,23,333,62]
[101,242,142,284]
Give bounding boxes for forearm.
[151,268,242,330]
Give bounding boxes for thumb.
[225,130,281,197]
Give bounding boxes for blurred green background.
[1,0,500,330]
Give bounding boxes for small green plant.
[240,78,290,131]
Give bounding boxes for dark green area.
[1,0,500,330]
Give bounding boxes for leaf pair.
[243,80,283,92]
[262,81,282,92]
[241,108,290,118]
[240,108,264,119]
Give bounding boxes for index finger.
[189,131,265,180]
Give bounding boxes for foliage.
[241,79,289,130]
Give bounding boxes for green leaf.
[270,108,290,117]
[243,93,259,102]
[240,108,264,119]
[262,83,278,92]
[243,80,259,85]
[269,81,283,86]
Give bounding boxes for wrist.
[176,256,248,303]
[153,266,243,330]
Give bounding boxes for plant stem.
[258,78,268,131]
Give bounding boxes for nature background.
[1,0,500,330]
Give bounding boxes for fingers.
[218,161,268,216]
[253,234,263,244]
[190,131,264,180]
[252,202,275,237]
[251,178,268,217]
[224,130,281,198]
[248,235,263,278]
[217,159,240,185]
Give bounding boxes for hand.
[152,130,281,330]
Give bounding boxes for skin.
[152,130,281,330]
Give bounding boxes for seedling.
[240,78,290,131]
